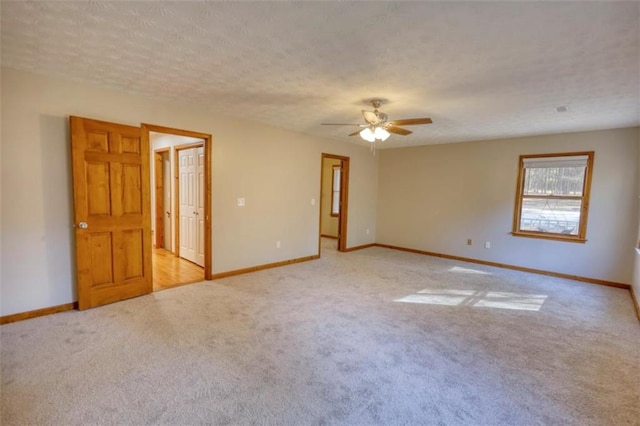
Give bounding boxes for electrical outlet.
[366,228,370,235]
[276,240,281,248]
[311,198,316,206]
[484,241,491,249]
[237,197,245,207]
[467,239,472,246]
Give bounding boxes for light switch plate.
[237,197,245,207]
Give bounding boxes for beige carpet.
[2,239,639,425]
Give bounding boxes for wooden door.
[70,116,152,310]
[154,151,165,248]
[178,148,198,264]
[153,148,171,251]
[337,158,350,252]
[162,154,172,250]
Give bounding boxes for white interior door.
[196,146,205,267]
[179,148,198,264]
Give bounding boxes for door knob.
[78,222,88,229]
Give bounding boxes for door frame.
[320,153,350,252]
[153,147,170,249]
[142,124,212,280]
[174,142,204,264]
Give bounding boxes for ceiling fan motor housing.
[320,97,431,139]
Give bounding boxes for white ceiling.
[2,1,639,148]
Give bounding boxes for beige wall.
[320,158,341,237]
[0,67,3,307]
[0,68,378,316]
[633,127,640,308]
[2,66,636,317]
[377,127,639,284]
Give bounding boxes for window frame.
[512,151,594,243]
[330,164,341,217]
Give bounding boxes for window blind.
[522,155,588,169]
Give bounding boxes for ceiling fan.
[321,99,432,146]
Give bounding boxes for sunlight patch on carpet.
[394,289,547,311]
[448,266,491,275]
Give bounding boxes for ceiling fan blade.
[362,110,380,125]
[348,130,362,137]
[385,125,412,136]
[388,117,432,126]
[321,123,366,126]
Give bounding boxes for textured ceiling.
[2,1,639,148]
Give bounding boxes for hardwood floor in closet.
[153,248,204,291]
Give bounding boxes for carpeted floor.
[2,239,639,425]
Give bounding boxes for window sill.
[511,231,587,244]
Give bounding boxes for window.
[513,151,594,243]
[331,165,341,217]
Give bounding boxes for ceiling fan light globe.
[375,127,390,141]
[360,127,376,142]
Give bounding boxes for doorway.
[143,124,212,291]
[319,153,350,253]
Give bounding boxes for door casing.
[142,124,212,280]
[320,153,350,252]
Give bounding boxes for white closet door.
[179,148,198,264]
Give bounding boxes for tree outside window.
[513,152,594,243]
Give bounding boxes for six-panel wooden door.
[70,116,152,310]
